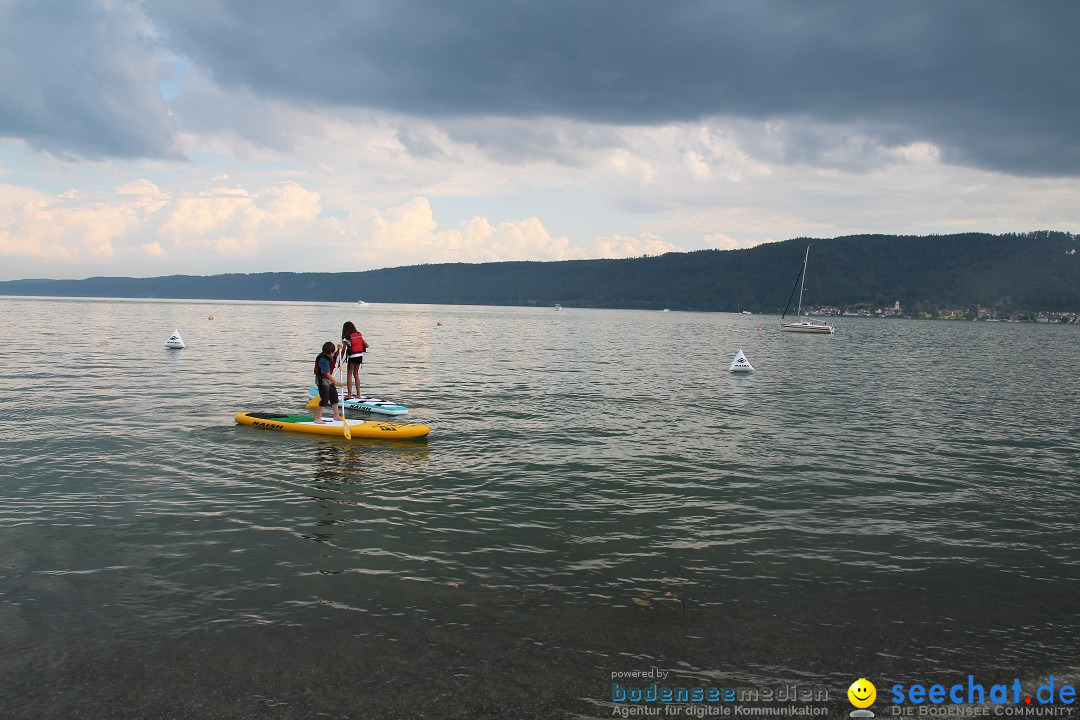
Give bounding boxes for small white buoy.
[729,349,753,373]
[164,329,186,349]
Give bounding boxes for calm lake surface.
[1,296,1078,719]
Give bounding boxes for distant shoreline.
[1,231,1078,315]
[2,293,1077,324]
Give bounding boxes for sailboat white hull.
[779,245,835,335]
[780,320,834,334]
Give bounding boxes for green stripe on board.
[246,412,315,423]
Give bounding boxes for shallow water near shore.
[1,296,1078,719]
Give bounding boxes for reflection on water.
[1,297,1079,718]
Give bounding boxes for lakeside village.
[804,302,1079,323]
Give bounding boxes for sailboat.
[780,245,834,334]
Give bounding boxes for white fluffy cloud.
[590,233,679,259]
[0,184,140,261]
[157,181,323,257]
[346,198,575,266]
[0,179,685,278]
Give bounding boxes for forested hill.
[2,231,1078,313]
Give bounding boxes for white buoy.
[729,349,753,373]
[164,329,186,349]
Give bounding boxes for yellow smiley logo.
[848,678,876,708]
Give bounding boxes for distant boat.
[741,310,752,315]
[357,300,369,306]
[662,308,671,312]
[780,245,834,334]
[164,330,186,349]
[554,304,562,311]
[729,349,754,373]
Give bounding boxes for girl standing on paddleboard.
[340,321,369,399]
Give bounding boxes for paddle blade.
[305,394,321,410]
[340,395,351,439]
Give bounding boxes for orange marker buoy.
[208,315,214,320]
[437,322,442,326]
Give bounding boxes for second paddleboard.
[307,386,408,415]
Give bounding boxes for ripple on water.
[2,299,1079,708]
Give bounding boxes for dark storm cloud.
[4,1,1077,176]
[0,0,184,160]
[143,0,1080,175]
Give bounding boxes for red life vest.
[345,331,366,356]
[314,353,335,379]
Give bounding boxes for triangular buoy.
[729,349,753,373]
[164,329,186,349]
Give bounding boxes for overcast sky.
[1,0,1078,280]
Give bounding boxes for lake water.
[1,296,1078,719]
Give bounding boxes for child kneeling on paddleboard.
[314,341,344,424]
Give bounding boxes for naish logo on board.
[251,420,284,430]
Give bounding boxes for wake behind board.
[307,386,408,416]
[236,412,429,439]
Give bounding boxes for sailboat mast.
[796,245,810,318]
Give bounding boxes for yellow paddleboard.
[235,412,429,439]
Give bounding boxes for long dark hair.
[342,321,357,337]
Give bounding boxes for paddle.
[338,350,351,440]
